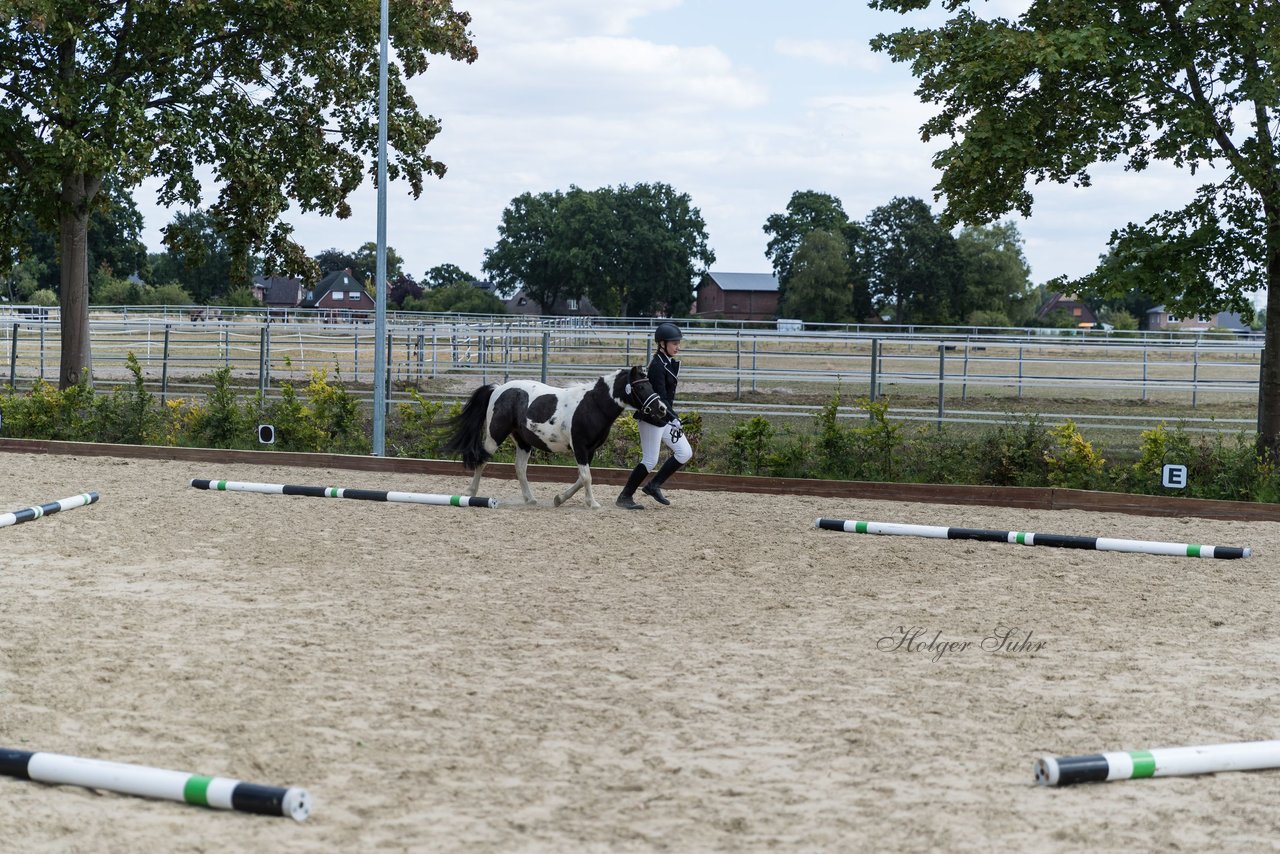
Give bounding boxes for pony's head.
[615,366,670,426]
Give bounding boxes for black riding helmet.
[654,322,683,343]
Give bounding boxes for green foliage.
[974,414,1051,487]
[810,392,903,481]
[1,2,477,387]
[484,183,714,317]
[763,190,870,319]
[955,221,1035,324]
[404,281,507,314]
[93,272,194,306]
[601,412,642,469]
[1044,421,1107,490]
[869,0,1280,452]
[263,370,369,454]
[725,416,775,476]
[4,367,1280,503]
[780,230,855,323]
[188,368,253,449]
[968,309,1012,328]
[27,289,58,307]
[0,380,98,441]
[95,353,161,444]
[422,264,475,289]
[864,197,965,325]
[392,390,459,458]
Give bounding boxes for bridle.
[624,371,668,422]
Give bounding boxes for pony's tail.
[440,384,495,470]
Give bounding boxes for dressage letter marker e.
[815,518,1250,559]
[191,479,498,508]
[1036,740,1280,786]
[0,748,310,820]
[1162,464,1188,489]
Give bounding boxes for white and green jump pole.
[1036,740,1280,786]
[0,748,310,820]
[0,492,98,530]
[815,518,1251,560]
[191,479,497,508]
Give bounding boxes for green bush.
[975,413,1051,487]
[4,368,1280,504]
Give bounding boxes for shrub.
[96,353,161,444]
[725,415,775,475]
[975,413,1051,486]
[187,368,252,448]
[1044,420,1107,490]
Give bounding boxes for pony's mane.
[565,368,627,390]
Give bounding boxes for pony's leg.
[514,447,537,505]
[578,464,600,509]
[465,462,486,497]
[555,464,597,509]
[553,470,586,507]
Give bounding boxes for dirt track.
[1,451,1278,851]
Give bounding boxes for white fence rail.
[1,311,1266,435]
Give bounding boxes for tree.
[484,190,572,312]
[11,182,148,296]
[0,2,476,387]
[485,184,714,317]
[955,221,1035,325]
[422,263,475,289]
[592,183,714,317]
[315,248,360,276]
[763,190,867,311]
[405,280,505,314]
[148,210,250,303]
[351,241,404,290]
[871,0,1280,455]
[780,230,855,323]
[388,273,424,307]
[863,197,964,325]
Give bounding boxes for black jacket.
[648,350,680,415]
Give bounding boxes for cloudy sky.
[139,0,1214,291]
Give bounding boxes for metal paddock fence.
[0,309,1266,436]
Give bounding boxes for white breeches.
[639,419,693,470]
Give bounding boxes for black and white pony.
[440,366,671,508]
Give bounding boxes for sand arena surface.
[1,451,1278,851]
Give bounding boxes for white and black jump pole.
[815,518,1251,559]
[0,492,98,530]
[1037,740,1280,786]
[191,478,498,508]
[0,748,310,820]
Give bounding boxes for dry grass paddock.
[1,450,1278,851]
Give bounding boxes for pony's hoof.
[589,500,602,510]
[553,495,564,507]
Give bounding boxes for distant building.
[310,269,375,320]
[1036,292,1098,327]
[504,288,600,317]
[1145,305,1251,333]
[693,272,779,322]
[254,275,307,317]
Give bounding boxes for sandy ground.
[0,451,1278,852]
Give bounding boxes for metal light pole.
[372,0,390,456]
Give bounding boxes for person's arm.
[648,354,678,421]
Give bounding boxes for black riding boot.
[641,457,683,505]
[616,463,648,510]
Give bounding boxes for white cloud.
[454,36,767,115]
[461,0,684,42]
[774,38,883,72]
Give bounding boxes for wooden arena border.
[3,437,1279,523]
